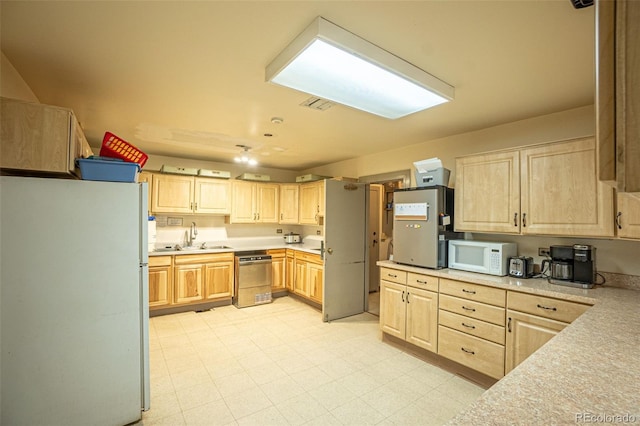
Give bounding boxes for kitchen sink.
[154,245,233,252]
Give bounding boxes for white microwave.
[448,240,517,276]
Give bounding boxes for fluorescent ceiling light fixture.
[266,17,454,119]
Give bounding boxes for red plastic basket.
[99,132,148,167]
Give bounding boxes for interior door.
[368,184,382,292]
[323,180,367,321]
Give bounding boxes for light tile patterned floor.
[141,297,484,425]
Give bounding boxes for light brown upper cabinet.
[616,192,640,239]
[1,97,93,177]
[455,150,520,234]
[151,174,231,215]
[279,184,300,224]
[230,180,279,223]
[299,180,325,225]
[596,0,640,194]
[455,137,615,237]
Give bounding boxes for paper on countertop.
[413,157,443,173]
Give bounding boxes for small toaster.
[508,256,534,278]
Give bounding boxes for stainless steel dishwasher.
[233,251,273,308]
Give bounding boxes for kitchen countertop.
[149,243,322,256]
[378,260,640,424]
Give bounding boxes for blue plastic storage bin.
[76,158,140,182]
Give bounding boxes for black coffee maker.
[544,244,596,288]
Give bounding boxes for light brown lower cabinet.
[171,253,234,306]
[268,249,286,290]
[504,291,591,373]
[292,251,323,304]
[149,256,172,309]
[285,250,295,291]
[505,310,568,374]
[438,326,505,380]
[379,268,439,353]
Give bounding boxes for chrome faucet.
[187,222,198,246]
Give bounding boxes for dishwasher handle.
[237,255,272,265]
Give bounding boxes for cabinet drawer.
[267,249,286,258]
[507,291,591,323]
[174,252,234,265]
[296,251,322,264]
[380,268,407,285]
[439,294,505,326]
[439,309,505,345]
[438,326,505,379]
[440,278,506,307]
[407,273,438,292]
[149,256,172,267]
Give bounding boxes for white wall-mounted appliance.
[448,240,517,276]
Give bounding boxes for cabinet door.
[195,178,231,215]
[204,261,233,299]
[617,192,640,239]
[405,288,438,352]
[285,252,295,291]
[230,180,256,223]
[520,137,614,237]
[149,266,171,308]
[257,183,279,223]
[379,281,406,339]
[505,310,568,374]
[299,183,320,224]
[0,98,74,175]
[294,260,308,296]
[308,262,323,304]
[455,150,521,233]
[139,171,153,214]
[174,264,204,304]
[152,174,195,214]
[270,256,286,290]
[279,184,300,224]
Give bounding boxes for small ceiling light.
[234,145,258,166]
[266,17,454,119]
[270,117,284,124]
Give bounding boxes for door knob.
[327,248,333,255]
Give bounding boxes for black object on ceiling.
[570,0,594,9]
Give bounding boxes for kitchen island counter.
[377,260,640,424]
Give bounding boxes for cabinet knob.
[522,213,527,227]
[514,213,518,227]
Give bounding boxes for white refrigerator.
[0,176,150,425]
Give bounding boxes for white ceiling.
[1,1,595,171]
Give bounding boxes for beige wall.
[305,105,595,186]
[0,51,39,102]
[306,105,640,277]
[140,153,300,183]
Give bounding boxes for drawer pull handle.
[462,289,476,295]
[461,347,475,355]
[417,279,428,284]
[388,274,397,278]
[514,213,518,227]
[507,317,512,333]
[462,322,476,329]
[462,306,476,312]
[536,304,557,311]
[522,213,527,227]
[407,292,410,304]
[401,291,405,302]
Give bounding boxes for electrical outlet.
[276,229,282,234]
[316,230,321,235]
[538,247,550,257]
